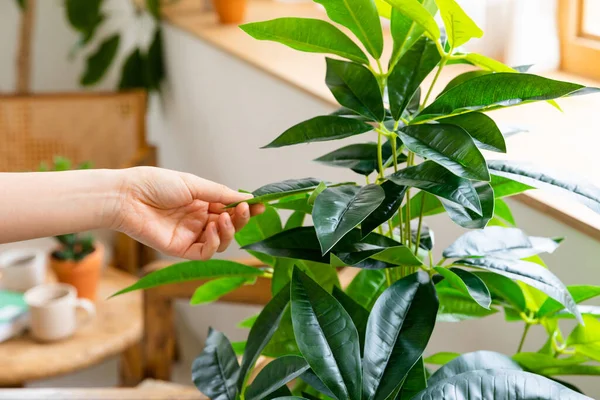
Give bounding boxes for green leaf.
[80,34,120,86]
[190,277,254,305]
[236,205,282,266]
[428,350,522,386]
[435,0,483,48]
[266,387,294,399]
[361,181,407,236]
[285,211,306,231]
[490,175,533,198]
[443,226,560,259]
[474,271,527,312]
[246,356,310,400]
[237,314,258,329]
[112,260,264,297]
[273,195,313,214]
[438,112,506,153]
[513,352,590,375]
[538,286,600,318]
[494,198,516,226]
[144,29,165,91]
[314,142,406,176]
[398,124,489,181]
[333,287,369,355]
[300,369,338,398]
[346,269,387,310]
[424,352,460,365]
[385,0,441,41]
[399,358,428,399]
[65,0,103,43]
[231,341,246,356]
[15,0,26,10]
[314,0,383,58]
[441,182,494,229]
[272,259,294,296]
[439,70,491,94]
[192,328,239,400]
[334,234,422,269]
[388,161,482,214]
[415,369,590,399]
[388,38,441,120]
[488,160,600,215]
[465,53,515,73]
[457,257,582,324]
[362,272,438,400]
[434,267,491,309]
[290,268,362,400]
[567,316,600,361]
[262,308,301,358]
[264,116,373,148]
[308,182,327,206]
[313,185,385,253]
[119,49,146,90]
[419,73,585,120]
[243,227,328,264]
[240,18,369,64]
[146,0,160,19]
[326,58,385,121]
[231,178,323,207]
[436,287,498,322]
[238,284,291,389]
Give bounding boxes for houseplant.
[43,158,103,301]
[213,0,248,24]
[115,0,600,397]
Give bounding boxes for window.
[559,0,600,79]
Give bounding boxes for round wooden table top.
[0,267,142,386]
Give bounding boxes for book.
[0,290,29,342]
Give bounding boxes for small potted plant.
[212,0,247,24]
[42,158,103,301]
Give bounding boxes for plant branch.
[16,0,35,94]
[517,323,531,353]
[414,194,426,254]
[420,56,448,112]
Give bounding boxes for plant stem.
[420,56,448,112]
[377,128,385,182]
[414,194,426,254]
[517,323,531,353]
[385,269,393,287]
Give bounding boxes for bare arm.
[0,168,263,260]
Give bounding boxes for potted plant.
[212,0,248,24]
[115,0,600,397]
[43,158,103,301]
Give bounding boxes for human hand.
[112,167,264,260]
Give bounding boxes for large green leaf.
[457,257,582,324]
[567,315,600,361]
[439,70,491,94]
[235,205,282,266]
[494,198,516,226]
[388,161,482,213]
[362,272,438,400]
[285,211,306,230]
[385,0,440,42]
[273,195,313,214]
[246,356,310,400]
[361,181,407,236]
[490,174,534,198]
[441,182,494,229]
[434,267,491,309]
[314,0,383,58]
[119,49,146,90]
[313,184,385,253]
[418,73,586,120]
[443,226,560,259]
[241,18,369,64]
[238,284,291,389]
[346,269,387,310]
[262,309,301,358]
[424,352,460,365]
[538,285,600,318]
[314,142,407,176]
[436,286,498,322]
[474,271,527,312]
[465,53,515,73]
[112,260,264,296]
[144,29,165,91]
[435,0,483,48]
[65,0,103,44]
[230,178,323,207]
[388,38,441,120]
[438,112,506,153]
[398,124,489,181]
[192,328,239,400]
[388,0,438,69]
[326,58,385,121]
[399,358,428,399]
[243,227,329,264]
[190,277,254,305]
[513,352,591,375]
[428,350,521,386]
[415,369,590,399]
[333,232,422,268]
[333,286,369,355]
[265,116,372,148]
[488,160,600,215]
[290,268,362,400]
[80,35,120,86]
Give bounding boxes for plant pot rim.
[49,241,104,264]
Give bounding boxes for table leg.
[119,343,144,387]
[144,290,175,381]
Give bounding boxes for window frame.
[558,0,600,80]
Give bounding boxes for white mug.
[24,283,96,342]
[0,249,46,292]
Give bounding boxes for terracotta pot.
[212,0,247,24]
[49,243,103,302]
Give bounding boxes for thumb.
[182,173,252,205]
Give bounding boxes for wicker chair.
[0,91,157,273]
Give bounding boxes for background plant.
[41,157,96,262]
[115,0,600,397]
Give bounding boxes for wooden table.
[0,267,143,387]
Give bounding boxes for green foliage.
[112,0,600,397]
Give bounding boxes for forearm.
[0,170,124,244]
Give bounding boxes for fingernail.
[225,216,233,228]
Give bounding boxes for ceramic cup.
[0,249,46,292]
[24,283,95,342]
